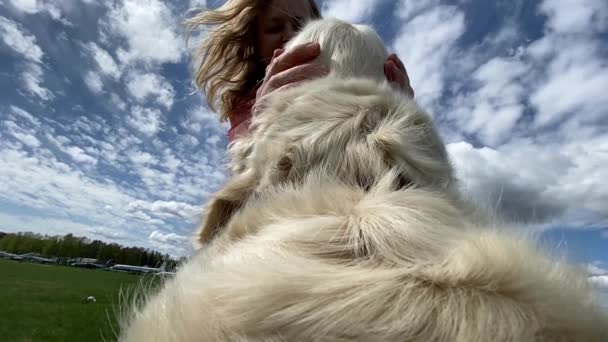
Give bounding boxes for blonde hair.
[186,0,321,122]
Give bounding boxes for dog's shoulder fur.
[120,18,608,342]
[122,174,608,341]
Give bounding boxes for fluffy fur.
[120,19,608,341]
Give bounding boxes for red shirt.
[226,89,257,143]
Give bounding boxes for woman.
[187,0,414,142]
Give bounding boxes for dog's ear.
[196,170,257,245]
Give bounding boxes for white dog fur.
[120,18,608,341]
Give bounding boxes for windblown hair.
[185,0,321,121]
[120,19,608,341]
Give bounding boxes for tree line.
[0,231,185,271]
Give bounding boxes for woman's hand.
[254,46,414,118]
[384,53,414,98]
[253,42,329,117]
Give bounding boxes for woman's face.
[255,0,314,66]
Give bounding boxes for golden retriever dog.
[120,18,608,341]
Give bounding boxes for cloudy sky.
[0,0,606,295]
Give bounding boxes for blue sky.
[0,0,606,296]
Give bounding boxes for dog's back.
[120,18,608,342]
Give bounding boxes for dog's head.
[197,18,454,245]
[285,18,389,83]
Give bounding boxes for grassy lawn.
[0,258,149,342]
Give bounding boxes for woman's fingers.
[257,42,324,103]
[264,63,329,93]
[254,61,329,117]
[265,42,321,79]
[272,48,285,60]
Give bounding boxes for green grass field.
[0,258,150,342]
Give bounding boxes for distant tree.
[0,231,179,266]
[88,240,104,260]
[139,250,149,267]
[41,237,58,257]
[5,234,20,253]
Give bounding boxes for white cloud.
[85,42,121,79]
[104,0,185,65]
[110,93,128,111]
[206,134,220,145]
[128,210,164,225]
[0,87,226,259]
[7,0,71,25]
[0,126,192,251]
[447,57,529,146]
[188,0,207,9]
[162,149,182,172]
[447,139,608,225]
[12,131,40,147]
[84,71,104,93]
[64,145,97,165]
[539,0,608,34]
[0,16,43,63]
[0,17,54,101]
[0,211,125,242]
[73,116,105,135]
[321,0,384,23]
[129,200,200,220]
[8,0,38,12]
[392,5,465,108]
[126,72,176,109]
[0,146,130,226]
[148,230,192,257]
[589,276,608,288]
[396,0,441,20]
[149,230,189,243]
[127,106,163,137]
[20,62,54,100]
[587,262,608,306]
[86,226,130,241]
[4,117,41,148]
[529,37,608,128]
[588,262,608,276]
[181,105,226,135]
[133,164,180,198]
[10,106,41,127]
[127,148,157,166]
[387,0,608,229]
[44,132,71,148]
